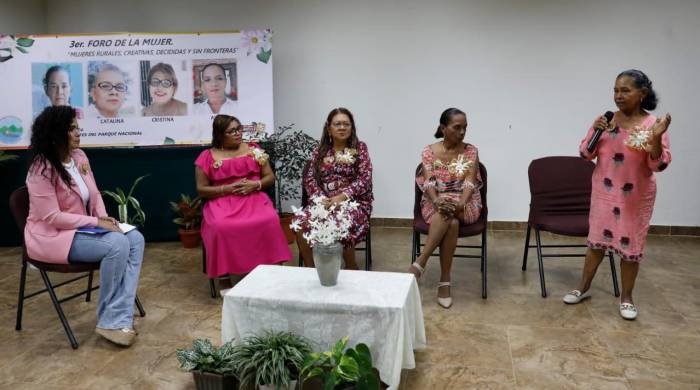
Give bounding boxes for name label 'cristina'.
[152,117,174,123]
[100,118,125,124]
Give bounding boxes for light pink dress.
[580,115,671,262]
[195,147,291,277]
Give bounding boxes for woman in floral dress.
[297,107,373,270]
[409,108,482,308]
[564,70,672,320]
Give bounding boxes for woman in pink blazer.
[26,106,144,347]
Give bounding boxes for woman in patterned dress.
[564,70,672,320]
[409,108,483,308]
[297,107,373,270]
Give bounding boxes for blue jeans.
[68,230,144,330]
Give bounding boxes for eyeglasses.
[225,127,242,135]
[149,78,174,88]
[97,82,128,92]
[331,122,352,128]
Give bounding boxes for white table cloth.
[222,265,426,389]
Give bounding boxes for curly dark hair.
[29,106,77,187]
[617,69,658,111]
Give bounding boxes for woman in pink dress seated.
[297,107,373,270]
[409,108,483,309]
[564,69,672,320]
[195,115,291,292]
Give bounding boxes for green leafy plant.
[176,338,237,377]
[101,174,149,226]
[300,336,381,390]
[232,330,312,389]
[258,124,318,211]
[0,150,18,165]
[170,193,202,231]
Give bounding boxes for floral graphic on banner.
[0,35,34,63]
[241,30,272,64]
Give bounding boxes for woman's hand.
[321,194,348,209]
[230,179,260,196]
[97,217,123,233]
[651,113,672,139]
[434,197,456,218]
[593,115,610,132]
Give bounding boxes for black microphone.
[587,111,615,153]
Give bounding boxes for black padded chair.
[411,162,488,299]
[9,186,145,349]
[522,156,620,298]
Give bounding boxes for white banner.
[0,30,274,149]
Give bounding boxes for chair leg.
[16,261,28,331]
[135,295,146,317]
[522,225,531,271]
[86,271,94,302]
[202,245,207,273]
[411,232,419,264]
[481,229,488,299]
[608,251,620,297]
[535,229,547,298]
[209,279,217,299]
[39,270,79,349]
[364,229,372,271]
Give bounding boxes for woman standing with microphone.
[564,69,672,320]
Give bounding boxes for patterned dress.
[303,141,373,247]
[580,115,671,262]
[416,144,482,224]
[195,144,291,277]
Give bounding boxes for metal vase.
[313,242,343,286]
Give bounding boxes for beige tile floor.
[0,228,698,389]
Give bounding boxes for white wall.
[26,0,700,225]
[0,0,46,35]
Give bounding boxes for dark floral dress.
[303,141,373,247]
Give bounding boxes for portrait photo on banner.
[86,61,139,118]
[192,59,238,116]
[139,60,190,117]
[31,63,85,119]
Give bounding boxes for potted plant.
[290,196,359,286]
[258,124,318,243]
[300,336,385,390]
[232,330,312,390]
[170,193,203,248]
[101,174,149,226]
[176,338,239,390]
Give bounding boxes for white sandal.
[563,289,590,304]
[409,262,425,282]
[619,302,638,320]
[437,281,452,309]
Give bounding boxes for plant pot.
[279,213,296,244]
[313,242,343,286]
[178,228,201,248]
[192,371,238,390]
[259,380,297,390]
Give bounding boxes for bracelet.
[219,185,224,195]
[257,180,262,190]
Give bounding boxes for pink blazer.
[25,149,107,264]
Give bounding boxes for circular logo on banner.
[0,116,23,144]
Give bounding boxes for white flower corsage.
[248,147,269,166]
[624,125,653,151]
[335,148,357,165]
[448,155,473,178]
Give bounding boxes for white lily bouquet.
[290,195,359,247]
